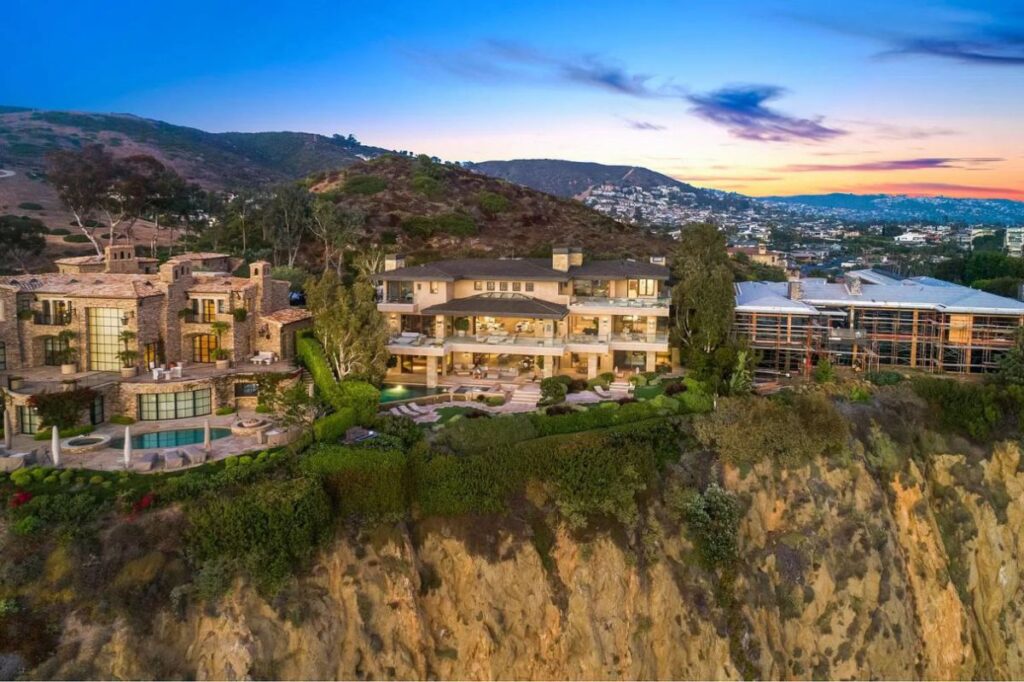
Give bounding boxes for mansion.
[1,246,310,433]
[377,247,674,387]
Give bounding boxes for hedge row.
[301,444,407,520]
[296,330,379,435]
[312,407,357,442]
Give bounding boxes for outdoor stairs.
[299,368,314,393]
[510,385,541,405]
[609,380,632,394]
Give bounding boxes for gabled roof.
[571,259,670,280]
[420,293,568,319]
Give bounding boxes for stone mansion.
[1,246,310,434]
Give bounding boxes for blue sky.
[4,0,1024,197]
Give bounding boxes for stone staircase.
[609,380,632,395]
[510,384,541,406]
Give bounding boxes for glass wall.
[138,388,212,420]
[87,307,123,370]
[192,334,218,363]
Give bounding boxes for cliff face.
[31,443,1024,680]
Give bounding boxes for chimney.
[104,244,139,274]
[568,247,583,268]
[649,255,667,266]
[551,247,570,272]
[847,277,863,295]
[787,277,803,301]
[384,254,405,272]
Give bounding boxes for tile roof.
[420,293,569,319]
[261,307,313,325]
[2,273,169,298]
[377,257,669,282]
[187,274,256,294]
[53,255,105,265]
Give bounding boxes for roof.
[187,274,256,294]
[2,273,167,299]
[262,307,313,325]
[420,293,569,319]
[175,251,231,261]
[377,257,669,282]
[736,278,1024,315]
[54,255,105,265]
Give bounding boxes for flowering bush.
[9,491,32,509]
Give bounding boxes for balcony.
[32,311,73,326]
[569,296,671,315]
[609,332,670,349]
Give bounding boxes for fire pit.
[231,417,272,436]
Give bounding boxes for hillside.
[2,383,1023,679]
[764,193,1024,225]
[0,107,391,189]
[310,155,671,259]
[465,158,696,199]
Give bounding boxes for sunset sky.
[4,0,1024,199]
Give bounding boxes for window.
[18,405,39,434]
[192,334,218,363]
[486,281,495,291]
[191,298,216,323]
[90,395,104,425]
[512,282,521,292]
[234,382,259,397]
[144,342,160,368]
[87,307,122,370]
[499,281,509,292]
[43,336,67,366]
[430,281,439,294]
[0,342,6,371]
[525,282,534,292]
[137,389,213,421]
[638,279,657,296]
[217,299,225,313]
[474,281,482,291]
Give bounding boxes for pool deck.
[8,410,269,472]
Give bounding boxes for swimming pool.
[109,427,232,450]
[379,383,441,403]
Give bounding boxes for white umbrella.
[50,425,61,467]
[123,426,132,469]
[3,410,11,450]
[203,419,211,452]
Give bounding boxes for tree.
[262,183,312,268]
[305,270,389,384]
[998,329,1024,386]
[265,381,327,437]
[0,215,46,273]
[671,222,735,364]
[47,144,117,254]
[309,197,363,275]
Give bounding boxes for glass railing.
[570,296,670,308]
[566,333,608,344]
[445,334,562,347]
[610,332,669,344]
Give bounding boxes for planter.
[215,359,231,370]
[120,366,138,378]
[60,363,77,375]
[457,330,466,337]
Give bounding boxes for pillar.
[598,315,612,340]
[426,356,438,388]
[434,314,446,339]
[543,356,554,378]
[645,351,656,373]
[645,316,658,340]
[587,353,598,379]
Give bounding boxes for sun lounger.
[407,402,429,415]
[163,449,185,469]
[389,407,404,417]
[593,386,612,399]
[132,452,158,472]
[397,404,419,417]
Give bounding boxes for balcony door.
[87,307,122,371]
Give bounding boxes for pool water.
[379,383,440,403]
[109,427,232,450]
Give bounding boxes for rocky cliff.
[25,438,1024,680]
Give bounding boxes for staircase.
[299,368,315,395]
[609,380,632,395]
[510,384,541,406]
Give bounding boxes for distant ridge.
[464,158,695,199]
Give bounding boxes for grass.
[634,384,666,400]
[433,406,486,425]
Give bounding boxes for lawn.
[433,406,489,425]
[633,383,666,400]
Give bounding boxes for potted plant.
[210,320,231,369]
[453,317,470,337]
[232,307,248,322]
[17,308,33,321]
[56,329,78,375]
[117,330,139,378]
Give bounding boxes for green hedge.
[296,331,379,427]
[301,444,407,520]
[313,407,356,442]
[185,477,331,595]
[33,424,95,441]
[910,377,1021,440]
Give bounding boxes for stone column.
[645,351,657,372]
[426,356,438,388]
[543,356,554,378]
[598,315,612,341]
[434,315,446,339]
[587,353,598,379]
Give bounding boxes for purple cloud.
[781,157,1003,172]
[686,85,845,142]
[622,118,666,131]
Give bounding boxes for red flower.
[9,491,32,509]
[132,492,155,514]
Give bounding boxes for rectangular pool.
[379,383,441,403]
[109,427,232,450]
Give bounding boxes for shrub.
[49,227,71,236]
[400,213,477,238]
[342,174,387,195]
[910,377,1003,440]
[32,424,94,440]
[255,404,272,414]
[675,483,740,569]
[813,358,836,384]
[373,414,423,448]
[301,444,407,520]
[867,370,903,386]
[313,407,356,442]
[215,406,236,416]
[338,380,380,425]
[18,202,44,210]
[28,387,97,429]
[63,234,90,243]
[232,308,248,322]
[412,174,443,198]
[435,413,537,455]
[476,191,510,215]
[848,385,872,403]
[540,377,568,404]
[696,392,847,468]
[185,477,331,596]
[484,395,505,406]
[545,404,576,416]
[664,381,687,396]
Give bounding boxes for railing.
[445,334,561,348]
[570,296,671,309]
[180,312,219,324]
[610,332,669,344]
[567,333,608,344]
[32,311,73,326]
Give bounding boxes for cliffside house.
[376,247,674,387]
[1,246,311,433]
[734,269,1024,376]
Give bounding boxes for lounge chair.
[407,402,429,415]
[593,386,612,399]
[389,407,404,417]
[397,404,419,417]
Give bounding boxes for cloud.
[781,157,1003,172]
[685,174,780,182]
[880,29,1024,66]
[622,118,666,131]
[686,85,845,142]
[861,182,1024,199]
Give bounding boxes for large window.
[87,307,123,370]
[192,334,218,363]
[18,405,39,434]
[43,336,67,366]
[0,342,6,371]
[191,298,217,323]
[138,388,212,421]
[144,341,160,368]
[234,382,258,397]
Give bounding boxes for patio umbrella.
[123,426,132,469]
[50,425,61,468]
[203,419,212,452]
[3,410,11,450]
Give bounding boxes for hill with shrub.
[308,154,673,259]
